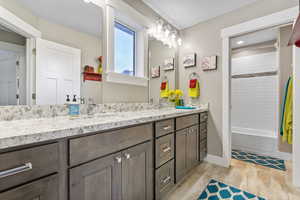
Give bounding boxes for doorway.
[229,25,292,170]
[0,27,26,106]
[221,7,300,186]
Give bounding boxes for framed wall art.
[183,53,196,68]
[151,66,160,78]
[201,55,217,71]
[163,58,175,71]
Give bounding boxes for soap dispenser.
[67,95,80,119]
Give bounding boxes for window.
[114,21,136,76]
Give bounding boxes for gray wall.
[149,39,177,104]
[179,0,298,157]
[278,25,293,153]
[0,29,26,45]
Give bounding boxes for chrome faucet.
[87,98,96,116]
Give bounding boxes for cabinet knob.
[124,153,131,159]
[115,157,122,163]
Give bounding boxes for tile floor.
[165,160,300,200]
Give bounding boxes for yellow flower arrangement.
[168,89,184,106]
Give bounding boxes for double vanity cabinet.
[0,111,208,200]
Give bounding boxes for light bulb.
[164,29,170,37]
[177,38,182,46]
[171,33,176,39]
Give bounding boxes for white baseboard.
[204,154,228,167]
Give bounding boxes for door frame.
[0,5,41,105]
[221,6,300,187]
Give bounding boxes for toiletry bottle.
[66,95,70,104]
[68,95,80,119]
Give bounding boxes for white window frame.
[114,20,136,76]
[105,1,150,87]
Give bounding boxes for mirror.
[0,0,104,106]
[148,37,178,104]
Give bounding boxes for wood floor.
[165,159,300,200]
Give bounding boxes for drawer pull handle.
[163,126,172,130]
[162,176,171,184]
[0,162,32,179]
[162,147,172,153]
[124,153,131,159]
[115,157,122,163]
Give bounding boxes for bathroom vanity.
[0,108,208,200]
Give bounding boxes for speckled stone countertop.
[0,106,208,150]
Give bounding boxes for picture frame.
[201,55,217,71]
[183,53,197,68]
[163,58,175,71]
[151,66,160,78]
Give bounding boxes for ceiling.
[17,0,103,37]
[142,0,258,29]
[231,28,278,49]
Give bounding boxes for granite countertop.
[0,106,208,150]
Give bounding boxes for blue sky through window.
[114,22,135,76]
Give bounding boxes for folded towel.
[189,79,197,88]
[282,77,293,144]
[160,81,169,98]
[161,82,167,90]
[188,80,199,98]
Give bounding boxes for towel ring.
[189,72,200,80]
[161,75,168,82]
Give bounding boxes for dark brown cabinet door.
[176,126,200,182]
[0,175,58,200]
[69,152,122,200]
[187,126,199,169]
[122,142,153,200]
[175,129,188,182]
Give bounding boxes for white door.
[0,42,26,106]
[0,53,17,105]
[36,38,81,105]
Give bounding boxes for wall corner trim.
[204,154,228,168]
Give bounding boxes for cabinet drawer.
[200,140,207,161]
[155,119,174,137]
[200,112,208,123]
[176,114,199,130]
[200,123,207,141]
[0,143,59,192]
[155,160,175,200]
[156,134,174,168]
[0,174,58,200]
[70,123,153,166]
[0,175,59,200]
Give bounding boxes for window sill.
[105,72,148,87]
